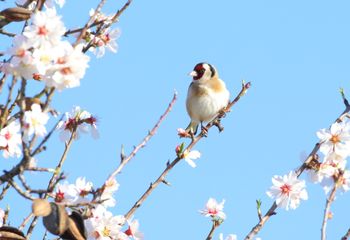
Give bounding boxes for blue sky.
[1,0,350,239]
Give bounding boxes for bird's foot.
[213,119,224,132]
[200,125,208,137]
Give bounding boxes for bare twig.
[244,92,350,240]
[46,128,77,194]
[0,183,11,200]
[321,184,338,240]
[18,213,34,231]
[107,92,177,182]
[124,82,250,221]
[26,129,77,238]
[8,178,34,200]
[82,0,132,52]
[0,74,7,93]
[0,29,16,37]
[341,228,350,240]
[206,221,221,240]
[0,76,18,129]
[31,114,63,157]
[74,0,108,46]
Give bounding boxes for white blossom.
[266,171,308,210]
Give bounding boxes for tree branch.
[244,93,350,240]
[321,184,338,240]
[341,228,350,240]
[124,82,250,221]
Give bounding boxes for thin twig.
[19,213,34,231]
[0,183,11,200]
[321,184,338,240]
[26,129,77,238]
[244,92,350,240]
[206,221,221,240]
[8,178,34,200]
[31,114,63,157]
[82,0,132,52]
[46,128,77,193]
[0,74,8,93]
[0,76,17,129]
[108,92,177,182]
[74,0,108,46]
[0,29,16,37]
[124,82,250,221]
[341,228,350,240]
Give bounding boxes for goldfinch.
[186,62,230,135]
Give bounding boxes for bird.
[185,62,230,135]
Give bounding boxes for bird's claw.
[213,119,224,132]
[200,125,208,137]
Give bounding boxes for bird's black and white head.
[189,62,216,82]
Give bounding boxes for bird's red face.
[190,63,206,81]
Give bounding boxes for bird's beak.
[189,71,197,77]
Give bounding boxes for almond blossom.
[266,171,308,210]
[338,170,350,192]
[74,177,93,204]
[23,103,49,138]
[44,42,90,90]
[85,205,125,240]
[183,149,201,168]
[121,219,144,240]
[200,198,226,220]
[23,8,66,48]
[57,106,99,141]
[54,181,79,204]
[98,177,119,207]
[308,153,347,184]
[0,121,22,158]
[317,121,350,157]
[90,28,121,58]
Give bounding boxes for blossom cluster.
[0,104,48,158]
[57,106,99,141]
[312,121,350,193]
[54,177,143,240]
[86,9,121,58]
[266,120,350,211]
[1,7,90,90]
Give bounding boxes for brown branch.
[46,128,77,194]
[0,74,7,94]
[8,178,34,200]
[74,0,108,46]
[25,129,77,238]
[342,228,350,240]
[82,0,132,53]
[0,182,11,201]
[0,76,18,129]
[0,29,16,37]
[124,82,250,221]
[244,93,350,240]
[321,184,338,240]
[206,221,221,240]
